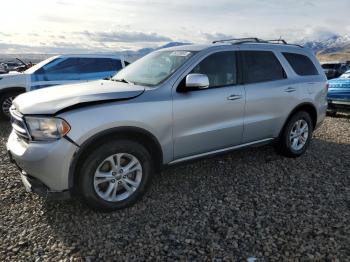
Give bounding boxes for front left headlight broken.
[25,116,71,141]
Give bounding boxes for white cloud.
[0,0,349,53]
[81,30,173,43]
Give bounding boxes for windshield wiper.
[111,78,134,84]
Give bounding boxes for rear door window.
[282,52,318,76]
[77,58,122,80]
[77,58,122,73]
[242,51,286,84]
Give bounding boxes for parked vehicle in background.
[4,61,23,71]
[321,62,348,79]
[0,54,127,119]
[12,58,35,73]
[327,70,350,114]
[7,38,327,211]
[0,63,8,74]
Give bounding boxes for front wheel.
[78,140,154,211]
[0,91,22,120]
[276,111,313,157]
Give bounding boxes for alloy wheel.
[93,153,143,202]
[289,119,309,151]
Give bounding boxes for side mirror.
[186,74,209,89]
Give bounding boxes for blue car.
[0,54,128,119]
[327,70,350,113]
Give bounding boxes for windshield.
[25,56,59,74]
[113,50,196,86]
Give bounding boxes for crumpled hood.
[13,80,145,115]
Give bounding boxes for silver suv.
[7,38,328,211]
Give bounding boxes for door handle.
[227,94,242,101]
[284,87,296,93]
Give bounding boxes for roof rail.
[212,37,265,44]
[212,37,303,48]
[265,39,287,44]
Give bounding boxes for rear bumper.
[327,99,350,112]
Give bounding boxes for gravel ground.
[0,115,349,261]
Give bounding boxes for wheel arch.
[0,86,26,95]
[279,102,318,137]
[68,126,164,191]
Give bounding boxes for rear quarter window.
[282,52,318,76]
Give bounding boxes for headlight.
[25,116,71,141]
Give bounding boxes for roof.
[161,44,212,52]
[161,42,304,53]
[57,54,122,58]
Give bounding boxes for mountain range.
[126,36,350,62]
[1,36,350,63]
[300,35,350,62]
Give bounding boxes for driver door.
[172,51,245,160]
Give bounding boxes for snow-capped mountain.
[127,37,350,59]
[297,35,350,54]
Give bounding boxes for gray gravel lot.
[0,116,349,261]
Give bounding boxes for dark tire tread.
[275,111,313,158]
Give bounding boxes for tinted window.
[78,58,122,73]
[32,58,80,81]
[44,58,80,74]
[242,51,286,84]
[283,52,318,76]
[191,51,237,88]
[110,59,123,70]
[32,58,123,81]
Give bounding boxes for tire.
[0,91,22,120]
[78,139,154,211]
[275,111,313,158]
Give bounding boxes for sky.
[0,0,350,54]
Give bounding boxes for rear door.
[172,51,245,159]
[241,50,300,143]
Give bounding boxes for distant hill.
[0,42,190,64]
[298,35,350,62]
[2,38,350,64]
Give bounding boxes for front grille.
[10,106,31,142]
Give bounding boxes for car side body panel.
[60,88,174,164]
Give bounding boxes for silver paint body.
[7,43,328,192]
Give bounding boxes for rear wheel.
[0,91,22,120]
[78,140,154,211]
[276,111,313,157]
